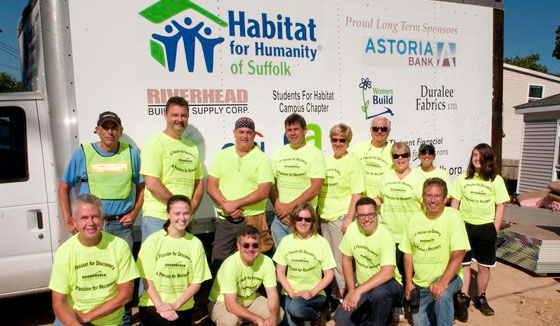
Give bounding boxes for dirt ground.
[4,259,559,326]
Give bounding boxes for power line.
[0,63,21,71]
[0,47,18,59]
[0,43,18,56]
[0,41,18,53]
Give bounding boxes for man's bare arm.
[57,181,75,233]
[144,175,173,204]
[191,178,204,213]
[74,281,134,323]
[52,291,81,326]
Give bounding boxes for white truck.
[0,0,504,298]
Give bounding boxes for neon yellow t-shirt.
[272,143,326,208]
[413,166,452,193]
[379,169,423,243]
[140,133,204,220]
[209,146,274,217]
[450,173,509,225]
[208,252,277,305]
[351,141,393,198]
[318,153,365,221]
[49,232,139,326]
[398,208,471,287]
[272,234,336,295]
[339,222,402,286]
[137,230,211,310]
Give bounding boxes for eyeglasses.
[420,149,435,155]
[371,126,389,133]
[357,212,376,219]
[331,138,346,144]
[296,217,312,223]
[392,152,410,159]
[241,242,259,249]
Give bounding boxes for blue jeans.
[141,216,166,242]
[412,275,463,326]
[271,215,291,247]
[281,295,326,326]
[334,278,402,326]
[104,220,133,251]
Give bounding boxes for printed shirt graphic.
[48,232,139,326]
[351,141,393,198]
[208,252,276,305]
[63,142,143,216]
[450,173,509,225]
[339,222,401,286]
[379,169,424,243]
[318,153,365,221]
[413,166,452,193]
[399,208,471,287]
[137,230,211,310]
[272,143,326,208]
[209,146,274,216]
[141,133,203,220]
[272,234,336,295]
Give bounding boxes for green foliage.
[553,25,560,60]
[504,53,549,73]
[0,73,24,93]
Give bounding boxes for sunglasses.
[296,217,312,223]
[331,138,346,144]
[240,242,259,249]
[392,152,410,159]
[420,149,435,155]
[371,126,389,133]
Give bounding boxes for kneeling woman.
[137,195,211,325]
[273,203,336,326]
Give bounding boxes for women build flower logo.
[359,77,395,120]
[139,0,227,73]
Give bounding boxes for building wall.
[502,68,560,162]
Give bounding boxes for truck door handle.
[36,211,43,230]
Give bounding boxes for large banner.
[68,0,493,219]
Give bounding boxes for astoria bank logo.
[139,0,227,73]
[365,38,457,67]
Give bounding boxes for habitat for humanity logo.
[365,38,456,67]
[358,77,395,120]
[139,0,227,73]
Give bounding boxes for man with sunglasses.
[57,112,144,326]
[209,225,284,326]
[270,113,325,247]
[414,143,452,195]
[207,117,275,273]
[351,117,393,199]
[334,197,403,326]
[399,178,470,326]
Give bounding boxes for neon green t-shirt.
[399,208,471,287]
[450,173,509,225]
[339,222,402,286]
[137,230,211,310]
[351,141,393,198]
[49,232,139,326]
[140,132,204,220]
[272,234,336,295]
[413,166,452,193]
[272,143,326,208]
[318,153,365,221]
[379,169,424,243]
[209,146,274,217]
[208,252,277,305]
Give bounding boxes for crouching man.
[334,197,403,326]
[208,225,284,326]
[49,194,140,326]
[399,178,471,326]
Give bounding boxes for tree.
[504,53,549,73]
[553,25,560,60]
[0,73,24,93]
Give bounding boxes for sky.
[0,0,559,79]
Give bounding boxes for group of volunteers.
[50,96,510,326]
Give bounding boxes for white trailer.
[0,0,504,297]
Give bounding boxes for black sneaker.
[454,292,470,322]
[474,293,495,316]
